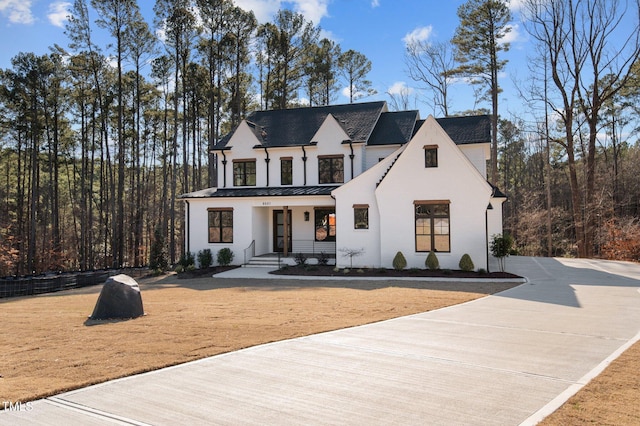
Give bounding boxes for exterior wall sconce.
[304,211,310,221]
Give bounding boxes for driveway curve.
[3,256,640,425]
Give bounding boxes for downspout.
[486,202,493,273]
[264,147,270,186]
[348,141,355,180]
[221,151,227,188]
[301,145,308,186]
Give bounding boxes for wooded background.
[1,0,639,276]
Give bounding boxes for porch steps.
[244,256,287,268]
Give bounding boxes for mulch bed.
[175,265,239,278]
[271,264,521,279]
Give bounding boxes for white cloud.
[501,23,523,45]
[292,0,329,25]
[0,0,34,24]
[402,26,433,46]
[387,81,414,96]
[233,0,330,25]
[507,0,526,12]
[48,1,71,28]
[371,0,380,7]
[233,0,282,23]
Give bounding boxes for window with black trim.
[315,208,336,241]
[208,209,233,243]
[415,202,450,252]
[233,160,256,186]
[318,155,344,183]
[354,204,369,229]
[424,145,438,168]
[281,158,292,185]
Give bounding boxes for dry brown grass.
[540,340,640,425]
[0,274,515,403]
[2,273,638,425]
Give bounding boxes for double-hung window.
[233,159,256,186]
[415,201,450,252]
[208,208,233,243]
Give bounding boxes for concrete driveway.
[3,256,640,425]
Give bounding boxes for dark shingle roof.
[368,111,419,146]
[180,185,340,199]
[436,115,491,145]
[213,101,387,149]
[213,102,491,150]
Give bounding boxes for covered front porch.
[245,203,337,263]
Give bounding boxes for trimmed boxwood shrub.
[197,249,213,269]
[459,254,474,272]
[392,251,407,271]
[217,248,234,266]
[426,251,439,270]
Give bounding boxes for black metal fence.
[0,268,149,299]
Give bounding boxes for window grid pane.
[354,208,369,229]
[208,210,233,243]
[415,203,449,252]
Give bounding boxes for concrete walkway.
[3,257,640,425]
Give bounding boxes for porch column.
[283,206,289,257]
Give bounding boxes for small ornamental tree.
[490,233,514,272]
[392,251,407,271]
[339,247,365,268]
[426,251,439,270]
[459,254,474,272]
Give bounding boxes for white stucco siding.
[333,147,404,268]
[459,143,490,178]
[184,197,255,266]
[364,145,402,171]
[308,115,360,185]
[487,197,505,239]
[184,195,336,265]
[375,116,493,270]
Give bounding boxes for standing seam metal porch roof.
[180,185,341,199]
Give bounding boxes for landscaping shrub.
[459,254,474,272]
[148,227,168,272]
[294,252,308,266]
[392,251,407,271]
[197,249,213,269]
[178,252,195,269]
[217,248,234,266]
[316,251,329,266]
[426,251,439,270]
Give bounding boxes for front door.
[273,210,292,253]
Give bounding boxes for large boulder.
[90,274,144,320]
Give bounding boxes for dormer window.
[424,145,438,168]
[318,155,344,184]
[233,159,256,186]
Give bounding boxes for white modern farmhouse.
[180,101,506,270]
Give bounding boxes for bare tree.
[405,40,456,116]
[522,0,640,257]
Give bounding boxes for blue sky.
[0,0,534,119]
